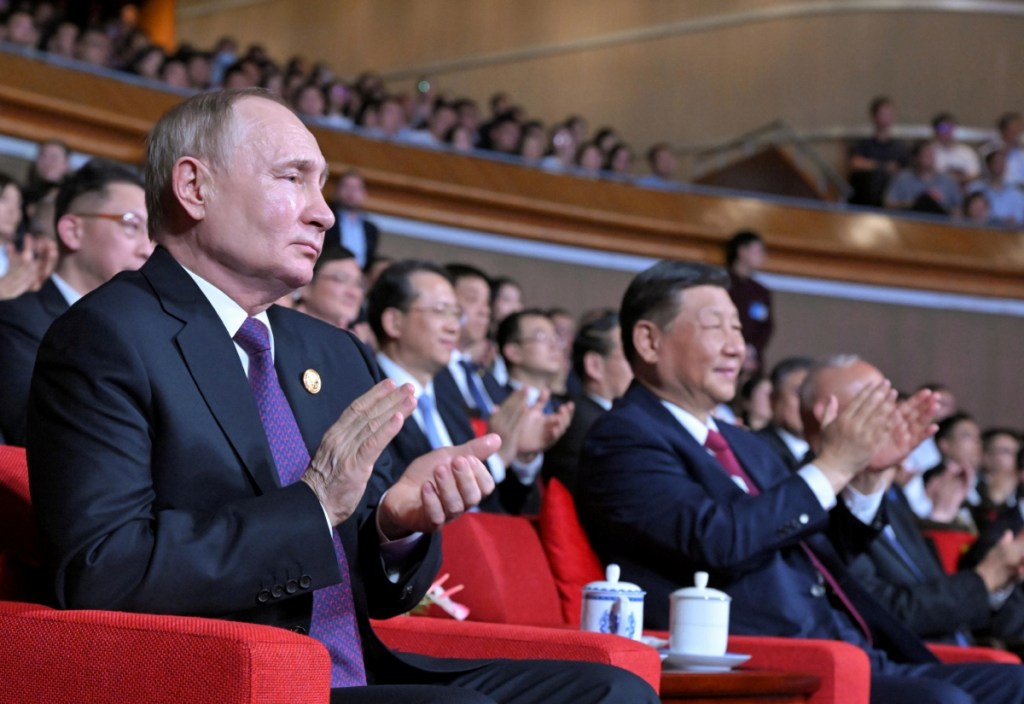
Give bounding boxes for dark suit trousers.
[872,660,1024,704]
[330,659,657,703]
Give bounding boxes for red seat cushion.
[922,529,976,575]
[440,513,565,627]
[538,477,604,626]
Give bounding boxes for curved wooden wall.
[3,49,1022,300]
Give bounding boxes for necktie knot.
[705,428,728,453]
[459,359,479,374]
[234,317,271,355]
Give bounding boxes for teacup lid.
[583,564,644,593]
[670,571,730,601]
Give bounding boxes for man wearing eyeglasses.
[0,158,152,445]
[368,260,568,515]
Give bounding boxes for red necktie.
[235,317,367,686]
[704,428,873,646]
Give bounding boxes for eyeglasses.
[408,303,466,324]
[516,331,565,348]
[74,211,148,238]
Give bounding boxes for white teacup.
[581,564,645,640]
[669,571,731,656]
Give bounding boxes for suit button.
[810,584,826,597]
[271,584,284,598]
[286,579,299,594]
[292,626,308,635]
[798,514,809,525]
[257,589,271,603]
[401,585,414,598]
[299,575,312,589]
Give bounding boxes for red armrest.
[0,601,330,704]
[928,642,1021,664]
[373,615,662,692]
[728,635,869,704]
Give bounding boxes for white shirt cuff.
[510,452,544,485]
[841,482,886,525]
[798,463,838,510]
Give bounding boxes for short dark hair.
[446,262,491,290]
[869,96,892,118]
[935,411,975,444]
[312,244,355,277]
[572,311,619,380]
[997,112,1022,132]
[55,158,144,224]
[366,259,450,343]
[489,275,520,305]
[496,307,549,356]
[982,427,1021,452]
[619,260,730,364]
[769,356,815,390]
[931,112,956,130]
[725,230,763,268]
[646,142,671,165]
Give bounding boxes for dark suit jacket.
[0,278,69,446]
[579,381,935,665]
[847,489,999,643]
[392,370,536,515]
[26,247,457,685]
[754,425,803,472]
[324,207,379,269]
[542,394,607,497]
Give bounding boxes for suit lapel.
[143,248,280,495]
[38,278,70,319]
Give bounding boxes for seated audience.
[974,150,1024,226]
[754,356,814,471]
[324,169,379,271]
[930,112,981,186]
[921,412,984,531]
[542,311,632,496]
[295,244,364,331]
[0,158,152,446]
[495,309,573,414]
[577,258,1024,703]
[636,142,679,189]
[981,112,1024,188]
[884,142,962,216]
[972,428,1024,533]
[735,374,772,432]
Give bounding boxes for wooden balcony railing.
[3,48,1022,299]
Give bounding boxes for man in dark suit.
[812,357,1024,646]
[0,158,152,445]
[324,168,379,270]
[579,259,1024,703]
[27,89,654,703]
[542,311,632,497]
[755,356,814,472]
[367,259,569,517]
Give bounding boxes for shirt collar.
[777,427,810,461]
[50,273,82,306]
[376,353,430,398]
[587,392,613,411]
[181,265,272,344]
[660,399,718,445]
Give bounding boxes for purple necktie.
[704,428,873,646]
[234,317,366,687]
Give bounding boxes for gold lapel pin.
[302,369,322,394]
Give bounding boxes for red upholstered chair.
[0,444,662,697]
[922,529,977,575]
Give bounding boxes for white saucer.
[660,650,750,672]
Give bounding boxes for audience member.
[295,244,364,331]
[972,428,1023,533]
[884,142,962,216]
[542,311,632,496]
[578,258,1024,702]
[735,374,772,431]
[963,191,995,226]
[807,359,1024,648]
[974,150,1024,226]
[75,27,112,67]
[848,96,910,207]
[725,230,773,375]
[930,112,981,186]
[0,157,151,446]
[981,112,1024,188]
[755,356,814,471]
[26,88,654,704]
[921,412,983,531]
[324,169,379,270]
[636,143,678,189]
[496,309,571,411]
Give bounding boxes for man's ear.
[170,156,210,222]
[632,321,660,365]
[55,214,82,252]
[381,307,404,341]
[583,350,604,383]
